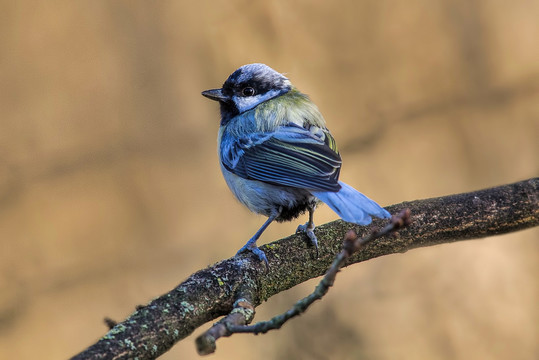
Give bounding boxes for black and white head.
[202,63,292,124]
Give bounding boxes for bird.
[202,63,390,265]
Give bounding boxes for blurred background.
[1,1,538,359]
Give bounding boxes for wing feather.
[222,125,342,192]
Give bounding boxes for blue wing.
[221,124,342,192]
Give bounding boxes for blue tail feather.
[312,181,390,225]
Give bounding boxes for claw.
[236,243,269,269]
[235,210,279,269]
[296,221,319,257]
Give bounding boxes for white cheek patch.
[233,89,285,113]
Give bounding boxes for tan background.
[1,1,538,359]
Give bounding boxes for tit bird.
[202,63,390,265]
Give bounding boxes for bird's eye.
[242,87,255,96]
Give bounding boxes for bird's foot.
[236,243,269,268]
[296,222,319,257]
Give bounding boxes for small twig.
[103,317,118,330]
[195,209,412,354]
[195,298,255,355]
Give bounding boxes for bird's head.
[202,63,292,124]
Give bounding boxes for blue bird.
[202,63,390,265]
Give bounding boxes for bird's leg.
[236,208,281,267]
[296,204,318,257]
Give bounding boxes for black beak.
[201,88,228,102]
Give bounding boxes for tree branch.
[71,178,538,360]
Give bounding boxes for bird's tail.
[312,181,391,225]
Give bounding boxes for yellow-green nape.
[253,88,326,131]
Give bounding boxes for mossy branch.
[71,178,538,360]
